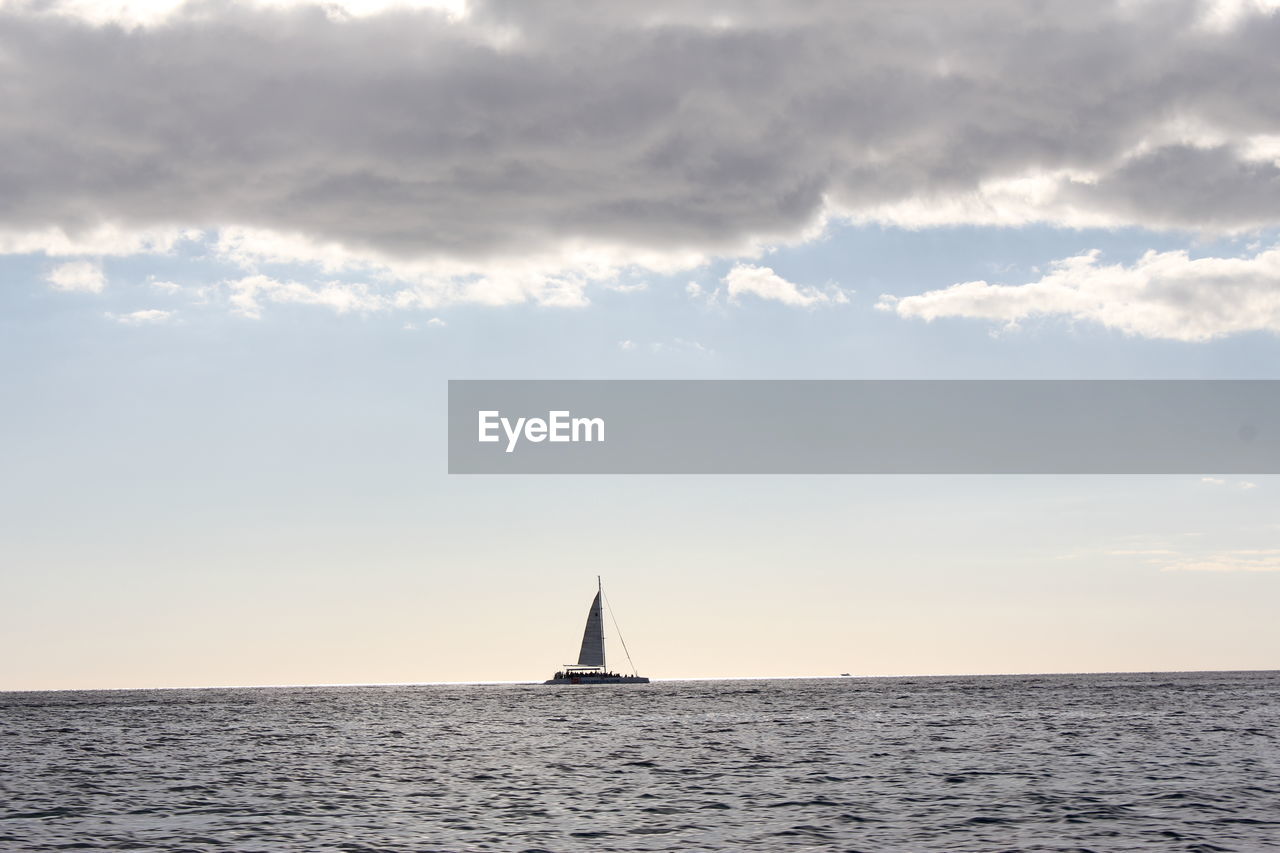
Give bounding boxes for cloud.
[650,338,711,353]
[880,246,1280,341]
[603,282,648,294]
[1161,549,1280,572]
[109,308,173,324]
[0,0,467,27]
[626,337,713,354]
[1200,477,1259,488]
[148,277,182,292]
[2,225,199,257]
[46,260,105,293]
[722,264,844,307]
[224,274,386,319]
[672,337,712,354]
[213,226,634,308]
[3,0,1280,294]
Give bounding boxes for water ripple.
[1,672,1278,850]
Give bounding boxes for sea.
[2,671,1277,852]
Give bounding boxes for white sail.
[576,590,605,668]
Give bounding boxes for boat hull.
[543,675,650,685]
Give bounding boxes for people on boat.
[551,669,631,679]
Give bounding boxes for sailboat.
[544,577,650,685]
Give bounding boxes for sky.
[2,0,1279,690]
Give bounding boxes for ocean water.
[2,672,1278,852]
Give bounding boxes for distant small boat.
[544,577,649,685]
[840,673,852,677]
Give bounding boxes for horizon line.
[3,667,1277,695]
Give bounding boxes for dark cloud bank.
[2,0,1279,264]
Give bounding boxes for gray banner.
[447,380,1280,474]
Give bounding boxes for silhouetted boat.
[544,577,649,685]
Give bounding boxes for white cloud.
[604,282,648,294]
[1,225,198,257]
[148,277,181,292]
[881,246,1280,341]
[1160,549,1280,572]
[46,260,104,293]
[224,274,387,319]
[213,226,685,309]
[722,264,840,307]
[1197,0,1280,32]
[644,337,713,355]
[427,317,446,327]
[1201,477,1227,485]
[0,0,468,28]
[109,308,172,324]
[618,339,636,350]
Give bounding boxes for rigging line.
[602,592,639,676]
